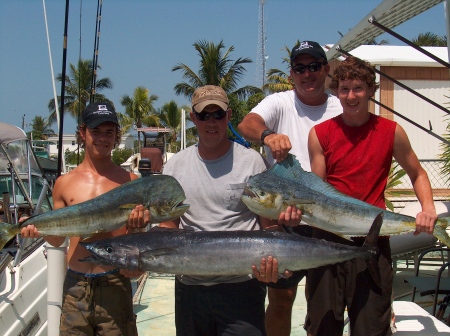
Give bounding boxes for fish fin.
[267,154,306,182]
[141,248,178,259]
[270,154,371,205]
[119,204,139,209]
[363,212,383,288]
[281,225,294,234]
[363,212,382,251]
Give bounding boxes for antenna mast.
[256,0,267,88]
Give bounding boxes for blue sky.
[0,0,447,135]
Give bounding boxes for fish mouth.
[173,201,190,212]
[243,187,258,198]
[79,255,101,263]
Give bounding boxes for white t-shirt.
[251,90,342,170]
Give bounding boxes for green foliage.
[412,32,447,46]
[47,59,113,126]
[439,93,450,183]
[172,39,261,100]
[385,162,414,211]
[112,147,133,165]
[27,116,56,140]
[119,86,159,151]
[64,148,85,165]
[439,117,450,183]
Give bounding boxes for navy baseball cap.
[82,102,119,128]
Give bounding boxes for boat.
[120,126,172,176]
[0,122,54,335]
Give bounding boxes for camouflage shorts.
[59,269,138,336]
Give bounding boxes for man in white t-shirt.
[238,40,342,336]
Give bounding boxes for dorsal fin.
[267,154,306,182]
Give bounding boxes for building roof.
[331,45,449,67]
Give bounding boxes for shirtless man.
[21,102,149,335]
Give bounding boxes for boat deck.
[133,260,450,335]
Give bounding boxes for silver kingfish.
[79,213,383,275]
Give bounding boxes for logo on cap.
[295,42,313,53]
[95,105,112,115]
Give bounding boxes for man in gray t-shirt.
[161,85,300,336]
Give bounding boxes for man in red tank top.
[305,56,437,336]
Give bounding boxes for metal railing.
[387,160,449,211]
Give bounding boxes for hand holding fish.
[414,209,438,236]
[252,256,292,283]
[127,204,150,231]
[20,219,40,239]
[263,133,292,163]
[278,205,302,227]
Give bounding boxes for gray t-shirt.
[163,141,269,285]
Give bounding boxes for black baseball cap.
[82,102,119,128]
[290,41,327,65]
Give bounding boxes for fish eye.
[105,246,113,253]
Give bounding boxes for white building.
[46,133,135,157]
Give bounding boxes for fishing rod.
[90,0,103,103]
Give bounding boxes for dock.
[133,259,450,335]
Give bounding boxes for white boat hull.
[0,243,48,335]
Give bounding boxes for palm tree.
[262,43,297,94]
[157,100,194,152]
[172,39,261,101]
[119,86,159,150]
[412,32,447,46]
[28,115,56,140]
[439,114,450,183]
[47,59,113,126]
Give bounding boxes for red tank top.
[314,114,396,208]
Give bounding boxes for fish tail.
[363,212,383,252]
[433,218,450,247]
[0,222,20,250]
[363,213,383,288]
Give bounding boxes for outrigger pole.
[90,0,103,103]
[57,0,70,178]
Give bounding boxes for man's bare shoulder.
[53,165,137,206]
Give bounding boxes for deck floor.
[133,260,450,335]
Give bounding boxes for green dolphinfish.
[0,174,189,249]
[241,154,450,247]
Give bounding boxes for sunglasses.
[292,61,325,75]
[194,109,228,121]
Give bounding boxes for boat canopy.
[326,0,446,60]
[0,122,27,145]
